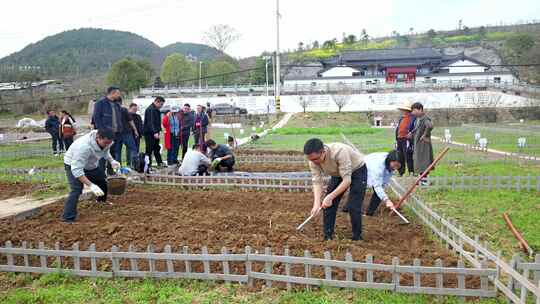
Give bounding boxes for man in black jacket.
[180,103,195,160]
[45,110,63,155]
[129,103,143,152]
[143,96,165,169]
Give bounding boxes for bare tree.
[204,24,241,53]
[331,83,352,112]
[297,95,314,113]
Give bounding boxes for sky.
[1,0,539,59]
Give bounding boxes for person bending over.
[206,139,235,172]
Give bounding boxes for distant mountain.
[161,42,225,61]
[0,28,227,77]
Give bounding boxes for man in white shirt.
[364,150,402,216]
[63,128,120,222]
[178,144,211,176]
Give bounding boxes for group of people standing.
[305,100,434,241]
[45,110,77,155]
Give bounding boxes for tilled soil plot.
[0,186,477,289]
[0,181,34,200]
[236,149,303,156]
[235,162,308,172]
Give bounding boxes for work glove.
[215,157,222,163]
[90,183,105,197]
[110,160,121,171]
[385,199,394,209]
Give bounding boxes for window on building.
[494,77,501,83]
[352,72,360,77]
[311,82,317,86]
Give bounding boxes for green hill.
[0,28,226,78]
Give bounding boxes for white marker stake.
[391,207,410,224]
[296,208,321,231]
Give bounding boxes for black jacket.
[45,115,60,134]
[143,103,162,135]
[130,113,143,136]
[181,110,195,133]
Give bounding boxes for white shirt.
[178,149,211,176]
[365,152,394,201]
[64,130,114,178]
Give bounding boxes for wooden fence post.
[457,259,465,302]
[345,252,353,282]
[128,244,138,272]
[72,243,80,272]
[324,251,332,281]
[164,245,174,273]
[436,259,443,300]
[147,244,155,273]
[221,247,230,281]
[284,247,292,290]
[481,260,489,299]
[264,247,272,287]
[183,246,191,274]
[111,245,120,275]
[202,246,211,278]
[21,241,29,267]
[54,242,61,269]
[245,246,253,287]
[392,257,400,288]
[89,243,97,275]
[304,250,312,291]
[413,258,421,289]
[5,241,14,267]
[474,235,480,262]
[366,254,374,284]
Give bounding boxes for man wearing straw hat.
[395,100,416,176]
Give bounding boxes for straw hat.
[397,101,412,111]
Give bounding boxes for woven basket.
[107,176,127,195]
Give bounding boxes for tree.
[505,33,535,58]
[160,53,196,86]
[360,29,369,45]
[344,34,357,45]
[298,41,304,51]
[478,26,487,39]
[207,60,238,86]
[204,24,241,52]
[312,40,320,49]
[331,83,352,112]
[106,57,150,94]
[296,95,314,113]
[322,39,337,49]
[409,27,414,35]
[250,56,273,85]
[427,29,437,39]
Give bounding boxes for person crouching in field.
[364,150,402,216]
[206,139,236,172]
[304,138,367,241]
[178,144,211,176]
[62,128,120,223]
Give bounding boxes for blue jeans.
[167,135,181,164]
[112,133,137,166]
[63,164,108,222]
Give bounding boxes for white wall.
[422,73,515,83]
[321,66,360,78]
[133,91,534,115]
[447,60,487,73]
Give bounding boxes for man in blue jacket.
[180,103,195,160]
[45,110,63,155]
[92,87,123,158]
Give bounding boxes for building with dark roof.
[283,47,514,87]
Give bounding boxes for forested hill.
[0,28,225,76]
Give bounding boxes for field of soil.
[0,186,478,288]
[236,149,303,156]
[0,181,33,200]
[236,162,308,172]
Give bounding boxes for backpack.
[132,152,146,173]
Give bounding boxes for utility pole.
[263,56,271,97]
[275,0,281,111]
